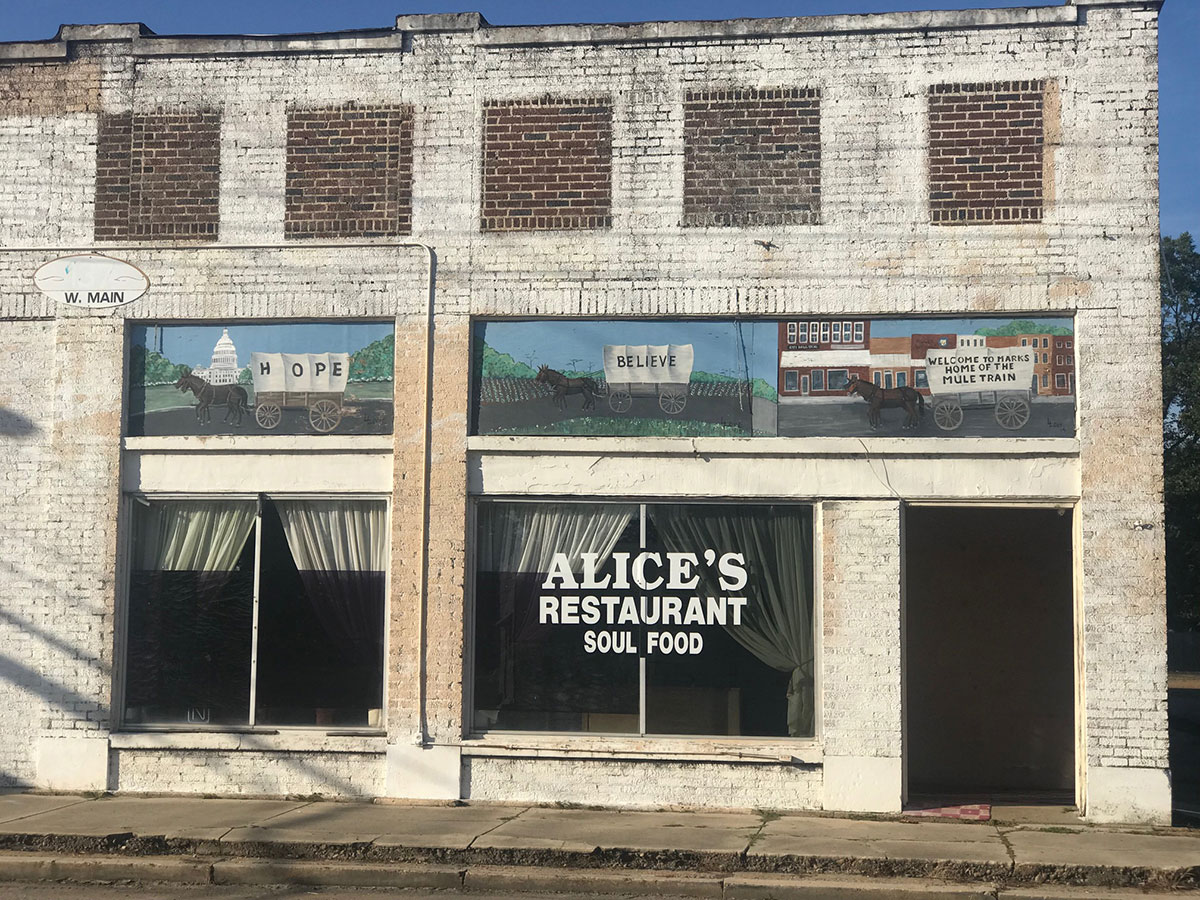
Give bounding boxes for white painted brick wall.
[463,756,821,809]
[113,750,385,797]
[821,501,902,761]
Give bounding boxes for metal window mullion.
[248,496,264,727]
[638,503,647,737]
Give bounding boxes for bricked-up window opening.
[472,500,815,738]
[683,88,820,229]
[929,81,1044,225]
[481,99,612,231]
[95,110,221,241]
[285,104,413,239]
[123,497,386,729]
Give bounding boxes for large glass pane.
[124,499,256,726]
[256,499,386,727]
[648,503,815,738]
[473,501,640,732]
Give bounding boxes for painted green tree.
[479,345,538,379]
[348,334,395,382]
[130,344,190,386]
[974,319,1073,337]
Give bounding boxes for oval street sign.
[33,254,149,308]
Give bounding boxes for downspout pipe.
[4,239,437,748]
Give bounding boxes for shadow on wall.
[0,406,38,438]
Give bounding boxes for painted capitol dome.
[193,328,242,385]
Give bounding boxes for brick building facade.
[0,0,1168,823]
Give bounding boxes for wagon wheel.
[994,395,1031,431]
[932,398,963,431]
[658,387,687,415]
[609,390,632,413]
[255,402,282,430]
[309,399,342,433]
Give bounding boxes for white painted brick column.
[820,500,902,812]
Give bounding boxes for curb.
[0,855,1185,898]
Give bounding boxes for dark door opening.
[905,506,1074,801]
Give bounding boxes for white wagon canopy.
[250,351,351,432]
[923,345,1037,431]
[602,344,695,414]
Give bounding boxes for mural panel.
[471,316,1075,438]
[128,322,394,436]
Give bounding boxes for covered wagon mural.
[128,322,394,436]
[471,316,1075,438]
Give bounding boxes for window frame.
[465,496,820,743]
[115,491,391,734]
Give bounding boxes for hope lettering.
[258,360,344,377]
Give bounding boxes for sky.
[3,0,1194,237]
[130,322,395,369]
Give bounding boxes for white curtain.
[478,502,637,576]
[653,505,815,738]
[135,500,257,572]
[275,499,387,574]
[274,499,388,655]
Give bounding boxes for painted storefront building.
[0,0,1170,826]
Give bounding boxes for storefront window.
[472,501,815,738]
[123,496,387,729]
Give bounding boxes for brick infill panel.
[683,87,821,229]
[94,109,221,241]
[482,98,612,232]
[928,80,1044,225]
[285,104,414,239]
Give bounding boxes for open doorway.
[904,506,1075,805]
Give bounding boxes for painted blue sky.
[4,0,1194,239]
[479,315,1073,381]
[131,322,394,369]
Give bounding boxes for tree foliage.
[130,344,190,386]
[348,334,395,382]
[480,344,537,379]
[1163,233,1200,629]
[974,319,1073,337]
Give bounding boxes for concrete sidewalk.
[0,793,1195,895]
